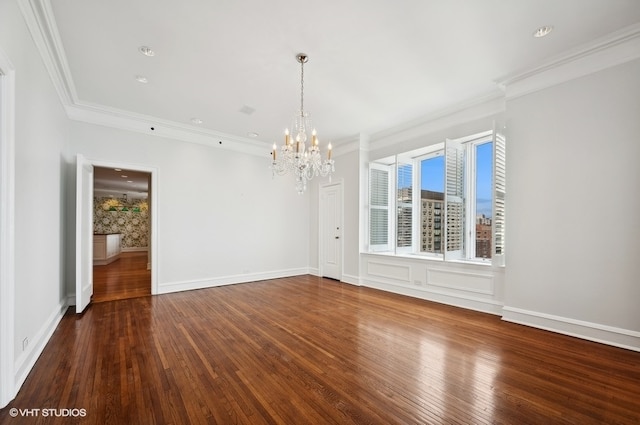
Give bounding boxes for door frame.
[0,47,16,408]
[75,155,94,312]
[318,180,344,280]
[76,158,159,300]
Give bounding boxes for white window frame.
[414,148,445,259]
[366,128,505,266]
[395,157,413,254]
[456,131,493,263]
[368,162,394,252]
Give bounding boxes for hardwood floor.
[2,276,639,424]
[92,251,150,303]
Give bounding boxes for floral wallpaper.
[93,197,150,249]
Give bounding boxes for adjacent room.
[92,166,151,302]
[1,0,639,423]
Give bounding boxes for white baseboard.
[157,268,310,294]
[14,300,68,392]
[362,278,503,315]
[308,269,360,286]
[502,306,640,352]
[121,247,148,252]
[341,274,361,286]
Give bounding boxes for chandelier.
[271,53,334,194]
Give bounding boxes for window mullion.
[412,158,420,254]
[444,138,465,261]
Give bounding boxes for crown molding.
[66,103,269,157]
[17,0,78,106]
[331,134,361,157]
[498,23,640,100]
[369,90,505,150]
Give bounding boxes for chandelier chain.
[300,58,304,117]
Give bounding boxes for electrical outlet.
[22,337,28,351]
[414,280,422,286]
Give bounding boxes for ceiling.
[38,0,640,148]
[94,167,149,199]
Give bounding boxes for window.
[473,141,493,259]
[418,152,444,255]
[367,128,506,265]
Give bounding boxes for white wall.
[67,121,310,294]
[503,59,640,349]
[338,148,362,284]
[0,0,71,395]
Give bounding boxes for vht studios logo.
[9,408,87,417]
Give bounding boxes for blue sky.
[475,142,493,217]
[404,141,493,217]
[420,156,444,192]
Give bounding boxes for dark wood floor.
[2,276,639,424]
[92,251,151,303]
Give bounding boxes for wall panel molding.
[363,277,503,316]
[426,266,494,295]
[366,260,412,283]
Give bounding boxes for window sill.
[362,251,497,267]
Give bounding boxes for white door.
[320,183,342,280]
[75,154,93,313]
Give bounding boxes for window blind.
[370,167,390,248]
[493,128,506,261]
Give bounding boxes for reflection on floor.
[93,251,151,303]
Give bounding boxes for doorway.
[76,157,158,312]
[92,166,151,302]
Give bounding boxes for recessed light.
[247,132,259,138]
[121,175,128,178]
[135,75,148,84]
[114,168,122,171]
[191,118,203,124]
[533,25,553,38]
[139,46,155,57]
[127,180,133,183]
